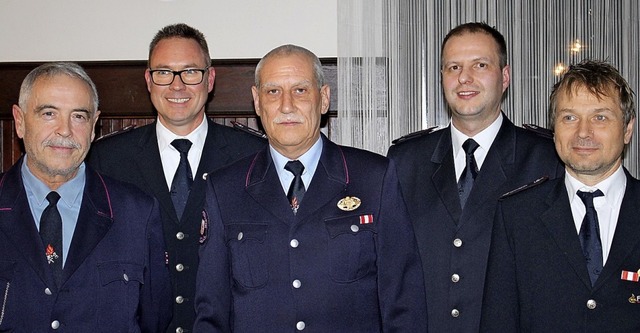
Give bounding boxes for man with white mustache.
[194,44,427,332]
[0,62,171,332]
[387,22,563,332]
[481,60,640,332]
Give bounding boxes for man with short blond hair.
[481,60,640,332]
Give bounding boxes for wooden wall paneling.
[0,59,338,172]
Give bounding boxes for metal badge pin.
[337,196,361,211]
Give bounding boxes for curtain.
[337,0,640,177]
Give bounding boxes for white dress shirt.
[451,113,503,181]
[564,166,626,264]
[156,116,208,189]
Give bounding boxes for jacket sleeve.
[139,198,173,333]
[377,160,428,332]
[193,179,232,332]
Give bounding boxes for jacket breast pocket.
[225,223,269,289]
[0,261,15,328]
[324,215,377,283]
[97,261,144,327]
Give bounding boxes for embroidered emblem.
[291,197,300,215]
[629,294,640,304]
[199,210,209,244]
[337,196,361,211]
[359,214,374,224]
[45,244,59,264]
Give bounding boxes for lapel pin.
[338,196,361,211]
[629,294,640,304]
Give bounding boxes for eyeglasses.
[148,67,209,86]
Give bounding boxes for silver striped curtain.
[337,0,640,177]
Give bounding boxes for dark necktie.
[577,189,604,286]
[285,160,306,214]
[40,191,63,286]
[170,139,193,219]
[458,138,480,208]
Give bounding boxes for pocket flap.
[324,214,376,238]
[98,261,144,286]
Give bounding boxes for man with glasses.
[89,23,265,333]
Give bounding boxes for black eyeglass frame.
[148,67,210,86]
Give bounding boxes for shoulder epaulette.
[392,126,440,145]
[500,176,549,199]
[231,121,267,139]
[95,124,137,141]
[523,124,554,140]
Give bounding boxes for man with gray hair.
[194,44,427,331]
[0,62,171,332]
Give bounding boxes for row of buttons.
[292,238,304,330]
[451,238,463,318]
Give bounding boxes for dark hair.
[441,22,508,69]
[549,59,636,127]
[19,62,99,112]
[254,44,325,89]
[148,23,211,66]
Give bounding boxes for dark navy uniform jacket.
[194,135,427,332]
[482,172,640,332]
[88,118,266,332]
[0,159,171,332]
[388,115,563,332]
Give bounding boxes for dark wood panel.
[0,59,338,172]
[0,59,338,119]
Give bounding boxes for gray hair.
[19,62,99,112]
[254,44,325,89]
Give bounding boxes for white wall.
[0,0,337,61]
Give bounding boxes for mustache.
[44,138,81,149]
[273,115,305,124]
[573,138,600,148]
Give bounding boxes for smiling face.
[554,85,634,185]
[252,53,330,159]
[13,74,100,189]
[145,37,215,136]
[441,32,510,135]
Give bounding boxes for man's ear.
[252,86,261,117]
[12,104,25,139]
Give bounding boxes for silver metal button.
[290,239,299,248]
[451,274,460,283]
[292,279,302,288]
[202,173,208,180]
[451,309,460,317]
[453,238,463,247]
[176,296,184,304]
[350,225,359,233]
[238,232,244,240]
[176,232,185,240]
[296,321,306,330]
[45,288,52,295]
[176,327,184,333]
[51,320,60,329]
[176,264,184,272]
[123,273,129,282]
[587,299,597,309]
